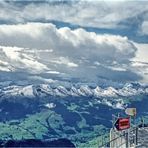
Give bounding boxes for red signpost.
[115,117,130,131]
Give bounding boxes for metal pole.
[126,131,129,148]
[136,127,138,145]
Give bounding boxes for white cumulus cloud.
[0,22,141,83]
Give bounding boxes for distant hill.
[0,138,75,147]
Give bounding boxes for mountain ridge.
[0,82,147,110]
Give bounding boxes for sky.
[0,0,148,86]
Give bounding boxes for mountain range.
[0,82,147,110]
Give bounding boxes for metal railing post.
[126,131,129,148]
[136,127,138,145]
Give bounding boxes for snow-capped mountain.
[0,82,147,110]
[1,82,147,98]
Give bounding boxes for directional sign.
[125,108,136,116]
[115,117,130,131]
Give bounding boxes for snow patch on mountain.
[45,103,56,109]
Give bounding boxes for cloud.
[0,45,49,73]
[0,23,136,62]
[51,57,78,68]
[0,23,137,63]
[141,21,148,35]
[0,22,141,83]
[131,43,148,83]
[0,0,147,85]
[0,0,148,30]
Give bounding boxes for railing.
[98,127,138,148]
